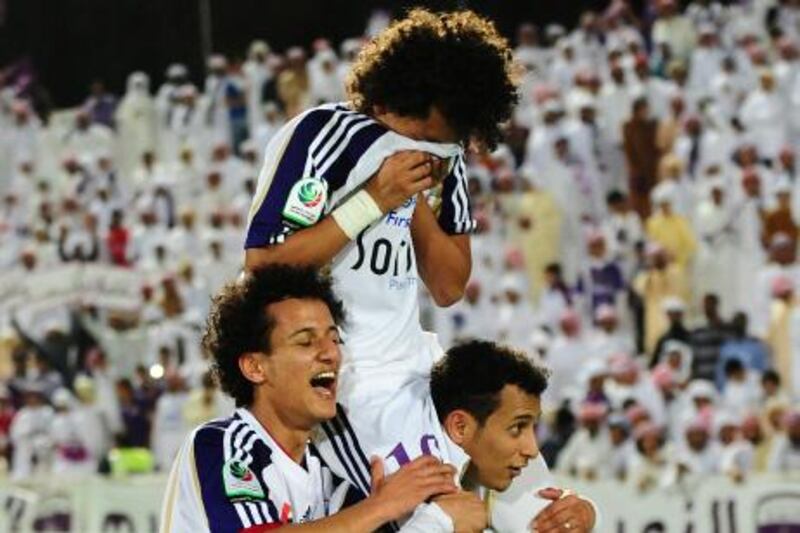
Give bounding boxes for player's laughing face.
[462,385,541,491]
[259,298,342,428]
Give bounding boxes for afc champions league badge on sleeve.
[282,177,328,228]
[223,458,266,501]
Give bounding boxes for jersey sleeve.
[436,153,476,235]
[244,109,337,249]
[161,426,283,533]
[160,432,212,533]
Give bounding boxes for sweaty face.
[462,385,541,491]
[258,299,342,429]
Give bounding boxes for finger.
[403,160,435,182]
[537,487,564,500]
[406,455,441,470]
[533,506,578,532]
[408,177,434,194]
[395,150,430,168]
[369,456,384,494]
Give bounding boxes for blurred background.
[1,0,800,531]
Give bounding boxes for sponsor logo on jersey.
[223,458,266,501]
[283,177,328,228]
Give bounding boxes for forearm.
[244,217,351,270]
[410,196,471,307]
[267,497,391,533]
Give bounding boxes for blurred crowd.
[1,1,800,490]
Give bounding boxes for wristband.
[331,190,384,239]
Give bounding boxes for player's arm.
[245,151,435,270]
[244,456,458,533]
[411,156,472,307]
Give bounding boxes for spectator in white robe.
[494,270,537,349]
[565,94,609,198]
[115,72,157,177]
[627,422,676,491]
[167,209,203,264]
[716,411,756,480]
[557,402,613,480]
[0,101,40,187]
[50,388,95,476]
[606,354,667,426]
[61,110,113,163]
[740,69,788,160]
[251,102,285,158]
[652,0,695,63]
[542,309,589,412]
[602,190,644,279]
[607,414,635,481]
[196,240,237,296]
[767,410,800,471]
[433,280,492,348]
[242,40,273,133]
[163,84,208,163]
[720,358,761,418]
[674,415,719,477]
[524,99,565,171]
[540,137,588,281]
[150,372,189,471]
[735,169,767,318]
[9,385,54,480]
[688,25,724,96]
[586,304,635,362]
[599,64,633,188]
[155,63,189,128]
[309,49,345,104]
[202,54,234,147]
[751,233,800,336]
[693,179,739,315]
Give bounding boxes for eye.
[509,424,524,437]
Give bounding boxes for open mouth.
[309,371,337,398]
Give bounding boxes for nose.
[521,428,539,460]
[319,336,341,366]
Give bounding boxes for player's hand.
[365,151,436,213]
[369,455,457,521]
[433,491,488,532]
[531,488,595,533]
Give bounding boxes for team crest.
[282,177,328,227]
[223,459,265,501]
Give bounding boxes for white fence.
[1,473,800,532]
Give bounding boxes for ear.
[238,352,269,385]
[443,409,476,446]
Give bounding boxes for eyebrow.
[511,414,537,424]
[287,325,339,339]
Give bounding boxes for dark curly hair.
[203,264,345,407]
[347,8,520,150]
[431,340,548,425]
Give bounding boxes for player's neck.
[248,403,309,464]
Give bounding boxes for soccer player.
[244,8,595,530]
[317,339,596,532]
[160,265,474,532]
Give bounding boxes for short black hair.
[724,358,745,376]
[430,340,548,425]
[762,369,781,386]
[347,8,519,150]
[203,265,345,407]
[606,190,626,204]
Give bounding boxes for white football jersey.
[245,103,472,377]
[161,408,365,532]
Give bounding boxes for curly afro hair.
[202,264,345,407]
[347,8,520,150]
